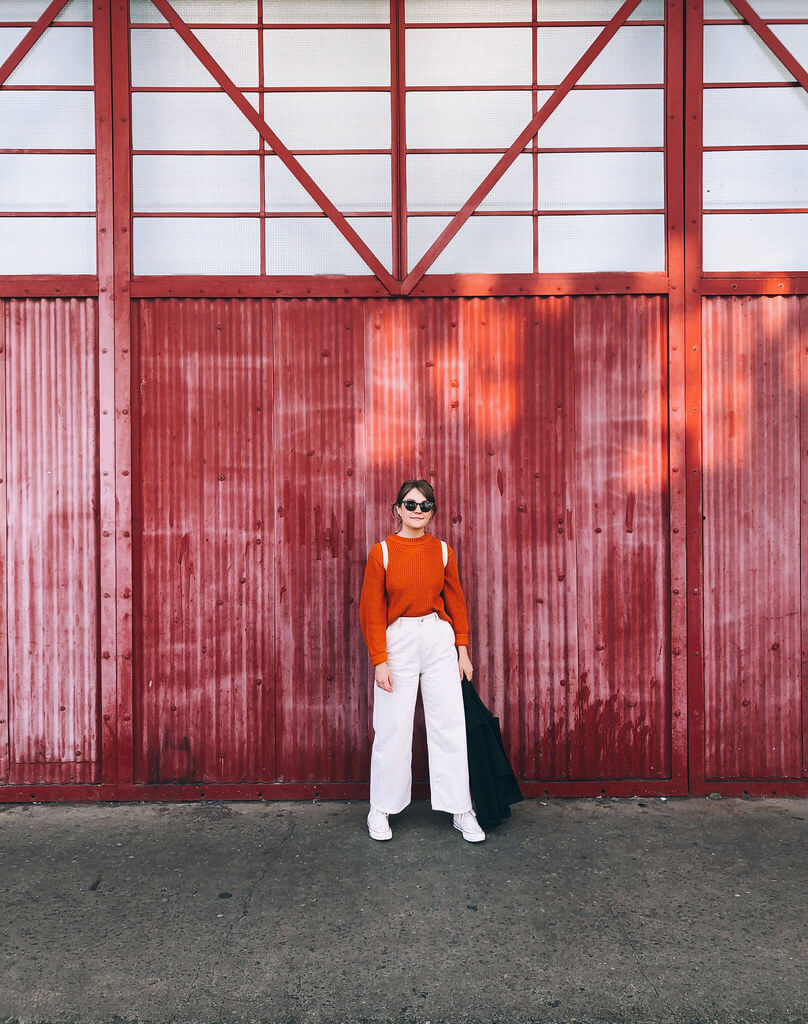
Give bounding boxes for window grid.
[125,0,668,276]
[701,2,808,272]
[0,14,97,274]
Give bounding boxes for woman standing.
[359,479,486,843]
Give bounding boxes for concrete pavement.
[1,796,806,1024]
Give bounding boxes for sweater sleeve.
[359,543,389,666]
[442,544,470,647]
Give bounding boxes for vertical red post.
[390,0,406,280]
[111,0,135,791]
[93,0,119,788]
[0,302,7,783]
[665,0,688,791]
[684,0,706,793]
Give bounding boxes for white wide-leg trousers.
[370,611,473,815]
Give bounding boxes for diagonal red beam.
[730,0,808,95]
[401,0,642,294]
[0,0,69,89]
[150,0,398,293]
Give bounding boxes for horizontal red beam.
[700,276,808,294]
[0,276,97,296]
[128,272,669,298]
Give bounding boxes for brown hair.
[391,479,437,519]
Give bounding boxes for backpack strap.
[441,539,448,568]
[380,539,389,571]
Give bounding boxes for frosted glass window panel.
[133,156,260,212]
[130,28,259,89]
[132,92,260,150]
[263,1,389,22]
[0,27,92,84]
[407,153,532,211]
[405,1,531,22]
[263,29,390,87]
[537,214,665,272]
[407,215,533,273]
[265,155,391,212]
[704,0,808,16]
[262,92,390,149]
[0,217,95,273]
[133,217,259,274]
[536,0,663,18]
[0,91,94,147]
[537,88,664,147]
[704,151,808,209]
[406,28,532,86]
[704,214,808,272]
[267,216,392,273]
[703,88,808,146]
[0,154,95,212]
[406,91,532,148]
[130,0,257,22]
[704,26,796,84]
[537,152,664,210]
[537,26,663,86]
[0,0,92,19]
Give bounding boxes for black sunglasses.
[401,499,434,513]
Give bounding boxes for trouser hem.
[370,800,411,816]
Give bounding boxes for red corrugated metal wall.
[126,294,678,787]
[701,296,807,782]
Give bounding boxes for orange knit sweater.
[359,532,470,666]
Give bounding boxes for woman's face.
[398,487,434,531]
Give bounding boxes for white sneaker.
[453,809,486,842]
[367,807,392,840]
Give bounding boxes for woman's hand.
[457,647,473,680]
[374,662,394,692]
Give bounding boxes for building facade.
[1,0,806,800]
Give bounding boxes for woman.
[359,479,486,843]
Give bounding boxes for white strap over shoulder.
[380,538,444,570]
[441,540,448,568]
[380,539,389,571]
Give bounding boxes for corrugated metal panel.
[571,296,671,779]
[272,299,368,783]
[133,299,274,784]
[467,295,671,780]
[702,296,803,780]
[5,298,99,777]
[129,295,675,786]
[363,298,471,784]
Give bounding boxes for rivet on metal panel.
[595,527,601,533]
[122,470,129,476]
[102,651,110,659]
[257,680,262,687]
[103,409,108,415]
[123,531,130,538]
[103,530,110,537]
[346,469,353,477]
[345,380,353,388]
[672,466,678,472]
[673,589,680,595]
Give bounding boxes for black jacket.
[461,674,523,831]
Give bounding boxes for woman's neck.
[395,526,427,539]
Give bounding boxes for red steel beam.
[730,0,808,95]
[400,0,642,293]
[149,0,399,294]
[0,0,69,89]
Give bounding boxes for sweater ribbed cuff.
[454,634,469,647]
[370,652,388,667]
